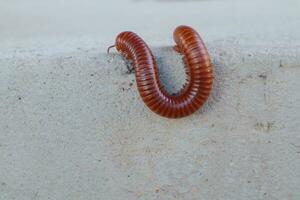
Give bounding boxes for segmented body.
[111,25,213,118]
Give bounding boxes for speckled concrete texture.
[1,0,300,199]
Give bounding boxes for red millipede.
[108,25,214,118]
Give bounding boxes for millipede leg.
[173,45,182,54]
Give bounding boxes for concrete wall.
[1,0,300,199]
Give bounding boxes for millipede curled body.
[108,25,214,118]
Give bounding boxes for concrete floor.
[1,0,300,199]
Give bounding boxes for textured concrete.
[1,0,300,199]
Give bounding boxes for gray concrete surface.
[1,0,300,199]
